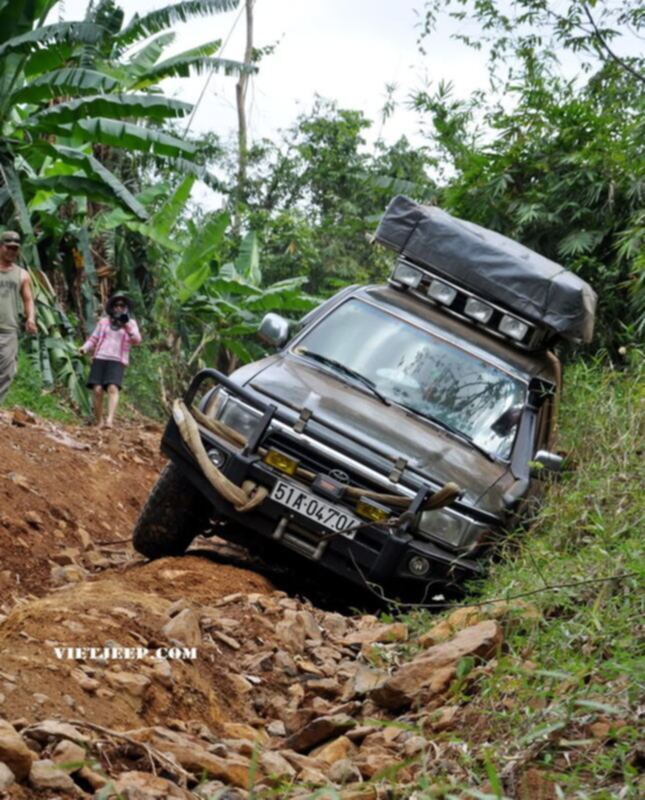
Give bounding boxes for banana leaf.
[28,175,148,220]
[25,42,75,76]
[115,0,240,49]
[150,174,194,237]
[176,210,229,282]
[0,1,59,45]
[132,54,255,88]
[178,262,211,303]
[38,117,198,161]
[37,144,148,219]
[13,67,120,103]
[27,93,191,125]
[0,157,41,267]
[234,231,261,286]
[127,32,176,72]
[0,21,104,58]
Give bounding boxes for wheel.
[133,462,213,559]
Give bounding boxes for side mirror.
[530,450,564,477]
[258,313,289,348]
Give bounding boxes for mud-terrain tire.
[133,463,213,559]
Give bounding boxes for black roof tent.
[374,196,597,344]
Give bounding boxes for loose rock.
[343,622,409,647]
[371,621,503,709]
[113,769,192,798]
[50,738,86,767]
[104,670,151,697]
[311,734,356,765]
[285,714,356,753]
[29,758,82,794]
[161,608,202,647]
[0,719,36,780]
[259,750,296,782]
[0,761,15,790]
[327,757,362,784]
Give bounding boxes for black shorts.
[87,359,125,390]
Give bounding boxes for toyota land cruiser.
[132,196,596,602]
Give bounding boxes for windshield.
[293,298,526,459]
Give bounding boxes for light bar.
[499,314,529,341]
[464,297,493,323]
[392,262,423,289]
[427,279,457,306]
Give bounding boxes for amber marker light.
[263,449,299,476]
[355,496,390,523]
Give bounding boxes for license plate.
[270,479,360,536]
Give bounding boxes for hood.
[245,356,511,511]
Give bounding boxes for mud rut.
[0,409,516,800]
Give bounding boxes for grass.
[2,344,173,425]
[3,350,77,423]
[396,357,644,798]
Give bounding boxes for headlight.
[218,396,263,440]
[416,508,487,550]
[205,389,263,440]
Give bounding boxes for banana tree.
[175,224,319,374]
[105,180,319,383]
[0,0,254,253]
[0,0,255,407]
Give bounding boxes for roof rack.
[375,196,597,346]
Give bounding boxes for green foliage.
[234,98,436,294]
[414,0,644,353]
[3,350,76,422]
[115,0,240,49]
[119,342,174,420]
[0,0,252,408]
[399,359,644,797]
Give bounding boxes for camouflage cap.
[0,231,21,247]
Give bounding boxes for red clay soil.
[0,408,164,600]
[0,558,274,731]
[0,407,278,732]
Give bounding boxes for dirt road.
[0,408,536,799]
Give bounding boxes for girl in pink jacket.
[80,293,142,428]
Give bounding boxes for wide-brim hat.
[105,293,131,314]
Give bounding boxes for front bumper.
[161,371,486,594]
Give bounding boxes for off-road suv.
[133,197,596,601]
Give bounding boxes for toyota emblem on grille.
[329,468,350,484]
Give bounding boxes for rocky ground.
[0,408,553,799]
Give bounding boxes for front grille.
[263,431,398,512]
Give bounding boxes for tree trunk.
[233,0,254,233]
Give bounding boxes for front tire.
[133,463,213,559]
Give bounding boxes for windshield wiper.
[297,349,391,406]
[395,400,496,461]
